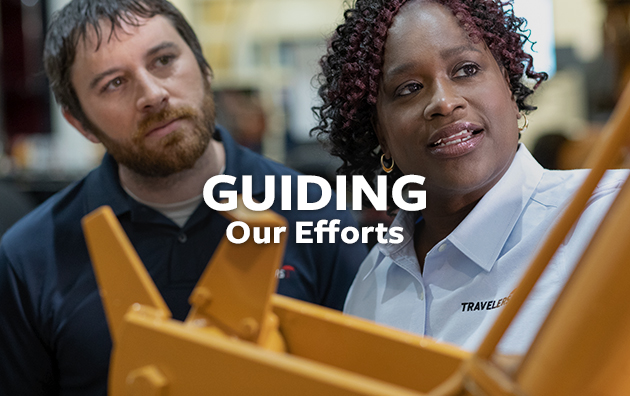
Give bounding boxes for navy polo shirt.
[0,126,366,395]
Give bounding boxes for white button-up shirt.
[344,145,628,354]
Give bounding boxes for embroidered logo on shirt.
[275,265,295,279]
[460,291,514,312]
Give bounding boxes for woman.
[313,0,627,354]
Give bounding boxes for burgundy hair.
[312,0,548,214]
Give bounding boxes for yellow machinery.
[82,82,630,396]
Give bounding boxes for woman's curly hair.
[312,0,548,214]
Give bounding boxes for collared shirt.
[0,126,366,396]
[344,145,627,354]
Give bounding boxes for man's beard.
[87,85,215,178]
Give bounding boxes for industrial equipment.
[82,82,630,395]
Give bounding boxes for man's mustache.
[135,106,198,139]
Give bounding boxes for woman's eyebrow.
[383,44,483,80]
[384,62,416,80]
[440,44,482,59]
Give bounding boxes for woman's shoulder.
[594,169,630,195]
[532,168,628,208]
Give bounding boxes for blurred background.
[1,0,630,240]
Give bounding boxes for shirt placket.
[390,252,428,335]
[421,239,453,337]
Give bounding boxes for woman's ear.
[501,67,519,114]
[372,113,390,157]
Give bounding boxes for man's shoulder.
[237,147,302,178]
[220,133,361,233]
[1,177,89,258]
[238,150,334,195]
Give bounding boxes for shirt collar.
[214,125,267,196]
[375,144,544,273]
[84,154,178,225]
[84,152,130,217]
[378,208,419,257]
[369,209,422,282]
[448,144,544,271]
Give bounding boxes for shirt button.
[420,291,425,301]
[178,232,187,243]
[438,243,447,252]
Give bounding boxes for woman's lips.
[428,128,484,158]
[430,129,476,147]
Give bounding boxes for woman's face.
[376,0,520,201]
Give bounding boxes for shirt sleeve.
[0,245,57,395]
[561,172,627,275]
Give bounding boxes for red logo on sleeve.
[275,265,295,279]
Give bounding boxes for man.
[0,0,366,394]
[0,181,36,238]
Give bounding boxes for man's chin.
[106,113,212,178]
[120,155,198,178]
[155,128,187,148]
[112,140,206,178]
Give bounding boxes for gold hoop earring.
[518,113,529,133]
[381,154,395,173]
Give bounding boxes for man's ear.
[205,66,214,87]
[61,107,101,144]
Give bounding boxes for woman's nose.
[423,79,466,120]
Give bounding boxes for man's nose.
[135,71,169,112]
[423,79,466,120]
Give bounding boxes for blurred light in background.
[21,0,40,7]
[513,0,557,78]
[1,0,623,188]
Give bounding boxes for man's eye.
[103,77,124,92]
[397,82,422,96]
[156,55,174,66]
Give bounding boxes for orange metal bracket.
[82,207,172,343]
[82,76,630,395]
[184,199,288,351]
[82,197,467,395]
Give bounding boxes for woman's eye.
[455,64,479,77]
[397,82,422,96]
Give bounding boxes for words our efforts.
[203,175,427,245]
